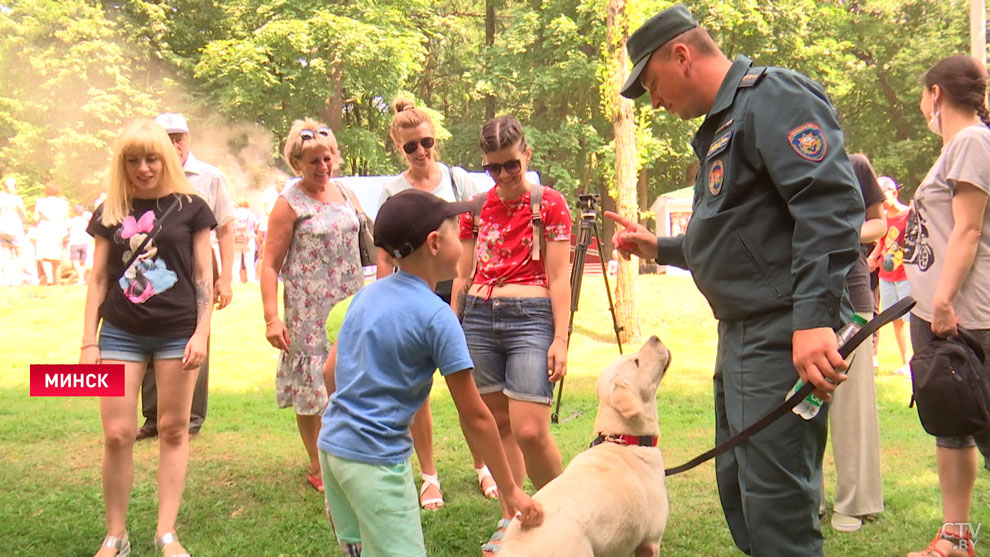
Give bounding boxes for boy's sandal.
[420,472,444,510]
[97,532,131,556]
[475,465,499,499]
[481,518,512,556]
[907,527,975,557]
[155,532,191,557]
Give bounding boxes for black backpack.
[910,328,990,437]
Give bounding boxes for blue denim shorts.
[461,295,555,405]
[880,279,911,323]
[98,320,189,363]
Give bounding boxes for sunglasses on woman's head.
[402,137,435,154]
[483,159,522,177]
[300,127,331,141]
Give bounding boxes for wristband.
[554,335,568,343]
[265,316,279,325]
[81,343,99,350]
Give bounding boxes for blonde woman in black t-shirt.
[82,120,216,557]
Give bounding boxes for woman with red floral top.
[452,115,571,551]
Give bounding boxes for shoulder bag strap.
[530,184,545,261]
[448,165,463,202]
[119,196,181,281]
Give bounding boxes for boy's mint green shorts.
[319,450,426,557]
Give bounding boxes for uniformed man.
[606,5,864,555]
[135,113,236,440]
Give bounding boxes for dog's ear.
[610,381,643,419]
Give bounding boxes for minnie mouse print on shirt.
[115,210,178,303]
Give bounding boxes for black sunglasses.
[402,137,435,154]
[300,127,331,141]
[483,159,522,177]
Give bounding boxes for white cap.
[155,113,190,134]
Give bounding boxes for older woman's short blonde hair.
[101,119,195,226]
[283,118,340,175]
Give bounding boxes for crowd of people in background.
[0,176,270,288]
[2,6,977,554]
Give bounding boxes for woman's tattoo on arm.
[195,278,212,324]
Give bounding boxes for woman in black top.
[82,120,216,557]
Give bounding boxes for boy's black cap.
[620,4,699,99]
[374,189,475,259]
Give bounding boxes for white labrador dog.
[497,336,671,557]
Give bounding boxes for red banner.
[30,364,125,396]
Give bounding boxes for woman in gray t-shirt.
[375,98,495,510]
[903,54,990,557]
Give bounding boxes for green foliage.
[0,0,983,207]
[0,0,161,205]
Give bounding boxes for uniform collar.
[706,55,753,117]
[182,152,206,177]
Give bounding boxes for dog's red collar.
[590,434,658,448]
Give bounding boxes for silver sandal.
[98,532,131,556]
[155,532,191,557]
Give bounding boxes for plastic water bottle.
[789,313,869,420]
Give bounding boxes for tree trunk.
[485,0,496,120]
[325,68,344,133]
[606,0,640,344]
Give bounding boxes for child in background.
[321,294,353,395]
[318,189,542,556]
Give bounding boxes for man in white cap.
[136,112,235,439]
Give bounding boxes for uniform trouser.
[820,337,884,517]
[715,309,826,556]
[141,338,209,432]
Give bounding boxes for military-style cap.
[620,4,699,99]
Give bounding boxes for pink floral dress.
[276,182,363,414]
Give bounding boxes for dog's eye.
[634,358,640,368]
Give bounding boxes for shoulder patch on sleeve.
[739,67,767,88]
[787,122,827,162]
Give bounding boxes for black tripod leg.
[553,220,592,424]
[593,222,623,354]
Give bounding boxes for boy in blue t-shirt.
[318,189,543,556]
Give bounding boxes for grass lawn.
[0,274,987,556]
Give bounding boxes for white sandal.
[475,465,499,499]
[419,472,444,510]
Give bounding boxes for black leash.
[665,296,916,477]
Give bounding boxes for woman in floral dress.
[260,118,364,492]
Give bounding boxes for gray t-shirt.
[903,124,990,329]
[378,163,482,207]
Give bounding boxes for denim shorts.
[880,279,911,323]
[461,295,555,405]
[98,320,189,363]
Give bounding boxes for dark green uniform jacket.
[657,56,863,331]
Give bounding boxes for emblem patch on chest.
[788,122,827,162]
[709,160,725,195]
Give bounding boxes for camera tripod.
[552,194,624,424]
